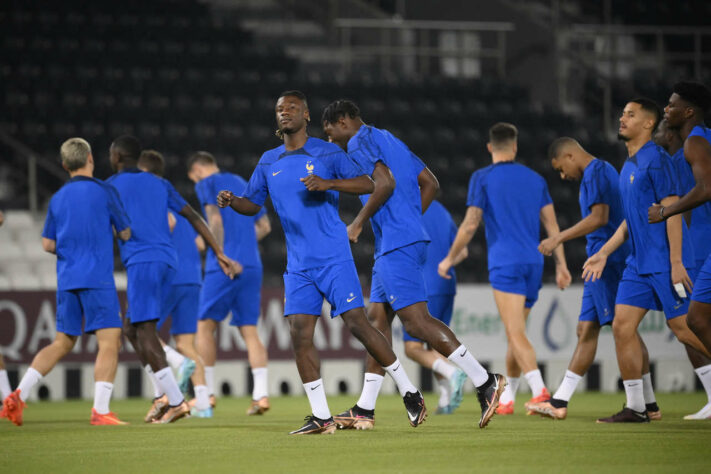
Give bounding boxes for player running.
[440,123,571,416]
[1,138,130,426]
[585,98,710,423]
[188,151,272,416]
[322,100,506,430]
[217,91,425,435]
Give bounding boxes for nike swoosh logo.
[701,370,711,376]
[633,411,647,419]
[310,384,321,391]
[407,410,419,423]
[272,170,283,176]
[460,349,467,358]
[346,296,356,303]
[627,383,639,387]
[366,379,377,382]
[392,364,400,372]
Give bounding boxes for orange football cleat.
[246,397,270,416]
[495,401,514,415]
[153,401,190,424]
[527,400,567,420]
[2,390,27,426]
[525,388,551,415]
[91,409,129,425]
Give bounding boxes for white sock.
[17,367,42,402]
[432,358,457,380]
[500,376,519,404]
[155,367,184,406]
[163,345,186,370]
[694,364,711,403]
[0,370,11,400]
[194,385,210,411]
[642,372,656,404]
[436,377,451,408]
[356,373,384,410]
[93,381,114,415]
[144,365,163,398]
[303,379,330,419]
[384,359,418,396]
[524,369,546,395]
[205,366,215,396]
[447,345,488,387]
[553,370,582,402]
[623,379,645,412]
[252,367,268,400]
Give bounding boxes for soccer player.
[217,90,425,435]
[187,151,272,416]
[439,123,571,416]
[648,82,711,419]
[137,150,212,417]
[527,137,659,419]
[322,100,506,430]
[584,98,710,423]
[107,135,238,424]
[1,138,130,426]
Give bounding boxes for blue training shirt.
[106,168,187,269]
[619,140,695,274]
[467,161,552,270]
[242,137,364,272]
[42,176,130,291]
[347,125,430,258]
[680,125,711,262]
[196,172,266,273]
[579,158,631,263]
[170,211,202,286]
[422,200,457,296]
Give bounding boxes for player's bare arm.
[417,167,439,213]
[179,204,242,278]
[195,235,206,252]
[347,162,395,243]
[540,203,572,289]
[255,214,271,241]
[662,194,693,294]
[649,136,711,223]
[41,237,56,254]
[204,204,225,249]
[583,220,628,282]
[438,206,482,279]
[217,190,262,216]
[539,203,609,256]
[300,173,374,195]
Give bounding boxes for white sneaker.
[683,401,711,420]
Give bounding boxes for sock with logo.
[447,345,489,387]
[553,370,582,403]
[694,364,711,403]
[155,367,184,406]
[303,379,330,420]
[384,359,418,396]
[623,379,645,412]
[93,382,114,415]
[356,373,384,411]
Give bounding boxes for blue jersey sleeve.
[42,203,56,240]
[105,183,130,231]
[243,160,269,206]
[163,179,188,213]
[409,151,427,176]
[347,134,381,176]
[466,171,486,209]
[649,156,678,201]
[327,148,365,179]
[195,178,217,208]
[582,166,610,210]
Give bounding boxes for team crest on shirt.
[305,161,314,175]
[629,173,634,184]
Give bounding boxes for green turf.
[1,392,710,473]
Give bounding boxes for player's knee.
[686,311,707,335]
[577,322,599,342]
[611,318,633,340]
[56,335,77,353]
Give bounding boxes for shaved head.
[548,137,581,160]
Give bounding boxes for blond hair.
[60,137,91,171]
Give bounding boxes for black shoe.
[333,405,375,430]
[596,405,650,423]
[403,391,427,427]
[288,414,337,435]
[476,373,506,429]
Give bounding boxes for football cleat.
[476,373,506,428]
[683,402,711,420]
[246,397,270,416]
[334,405,375,430]
[1,390,26,426]
[403,391,427,427]
[525,388,551,415]
[190,406,213,418]
[526,400,567,420]
[448,369,468,413]
[153,401,190,424]
[495,401,514,415]
[90,409,128,425]
[144,395,169,423]
[176,359,196,394]
[289,415,337,435]
[596,405,650,423]
[646,402,661,421]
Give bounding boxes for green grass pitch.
[2,392,710,473]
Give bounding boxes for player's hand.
[438,256,453,279]
[300,175,332,191]
[556,265,572,290]
[217,190,235,208]
[648,203,665,223]
[671,261,693,295]
[347,220,363,243]
[538,236,559,256]
[582,252,607,282]
[217,253,243,279]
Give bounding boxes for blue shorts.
[615,265,690,319]
[56,288,122,336]
[579,262,624,326]
[159,284,201,335]
[199,267,262,326]
[284,260,363,318]
[692,256,711,304]
[489,263,543,308]
[126,262,176,324]
[370,242,428,312]
[403,294,455,343]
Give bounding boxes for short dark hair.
[187,151,217,170]
[673,81,711,112]
[112,135,141,161]
[548,137,578,160]
[322,99,361,125]
[629,97,662,131]
[278,90,308,108]
[138,149,165,177]
[488,122,518,148]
